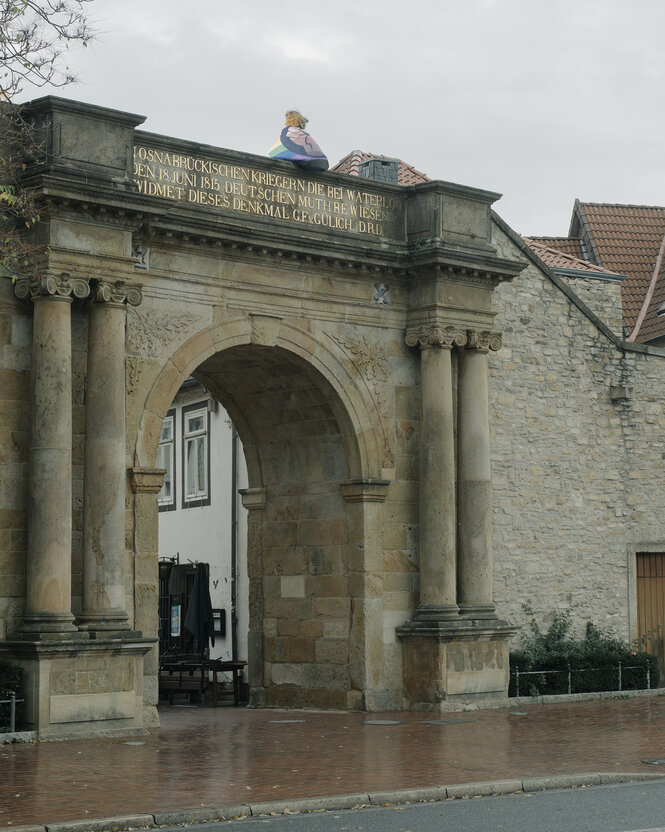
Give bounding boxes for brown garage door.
[636,552,665,682]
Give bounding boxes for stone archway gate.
[0,98,524,737]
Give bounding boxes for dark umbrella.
[184,563,215,657]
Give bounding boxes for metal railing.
[0,691,24,733]
[512,662,651,698]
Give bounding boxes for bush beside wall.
[0,655,23,730]
[509,610,660,697]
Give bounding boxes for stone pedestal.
[399,621,516,707]
[0,636,155,738]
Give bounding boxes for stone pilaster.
[457,329,502,618]
[404,324,467,620]
[14,274,90,635]
[79,281,142,633]
[239,487,267,704]
[340,478,390,710]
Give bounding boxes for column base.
[0,636,156,738]
[20,612,82,637]
[77,611,132,633]
[397,618,517,708]
[411,603,460,622]
[458,603,498,620]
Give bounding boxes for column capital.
[340,478,390,504]
[128,467,166,494]
[464,329,502,353]
[14,272,90,302]
[91,279,143,307]
[405,324,467,350]
[239,487,267,511]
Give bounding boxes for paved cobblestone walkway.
[2,696,665,826]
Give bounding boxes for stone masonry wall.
[0,280,30,639]
[490,222,665,645]
[558,273,624,340]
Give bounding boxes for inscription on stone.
[133,145,404,240]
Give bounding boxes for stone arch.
[132,312,388,710]
[135,313,383,484]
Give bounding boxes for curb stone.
[447,779,523,798]
[45,816,155,832]
[4,772,665,832]
[522,774,602,791]
[368,787,448,804]
[249,794,369,816]
[152,811,219,826]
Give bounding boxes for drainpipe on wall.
[231,425,238,663]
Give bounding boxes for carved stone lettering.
[133,145,405,241]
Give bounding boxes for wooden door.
[636,552,665,682]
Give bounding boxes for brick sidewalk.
[2,696,665,827]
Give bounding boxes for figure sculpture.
[269,110,329,171]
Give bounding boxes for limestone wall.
[490,222,665,643]
[0,280,30,639]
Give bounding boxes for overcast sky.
[23,0,665,236]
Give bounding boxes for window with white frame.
[182,402,210,507]
[157,411,175,510]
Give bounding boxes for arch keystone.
[250,313,283,347]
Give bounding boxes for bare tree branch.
[0,1,94,101]
[0,1,95,277]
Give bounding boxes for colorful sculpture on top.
[269,110,329,171]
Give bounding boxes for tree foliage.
[0,1,94,277]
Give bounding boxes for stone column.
[79,281,142,632]
[14,273,90,634]
[405,325,466,620]
[457,329,502,618]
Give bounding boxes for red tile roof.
[630,236,665,342]
[332,150,430,186]
[524,238,623,277]
[527,236,585,260]
[570,201,665,340]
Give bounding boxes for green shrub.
[0,656,23,730]
[509,609,659,697]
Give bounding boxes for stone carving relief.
[125,355,143,397]
[132,239,150,271]
[330,333,388,384]
[126,305,203,356]
[328,331,393,467]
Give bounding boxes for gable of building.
[569,201,665,342]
